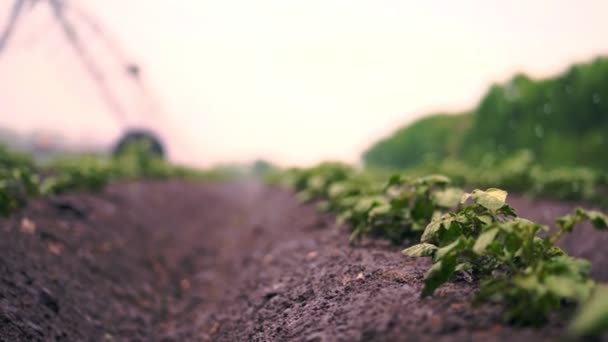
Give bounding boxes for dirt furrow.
[0,182,605,341]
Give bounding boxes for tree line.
[364,56,608,171]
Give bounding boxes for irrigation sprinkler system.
[0,0,168,157]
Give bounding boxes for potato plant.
[273,164,462,243]
[392,149,608,205]
[41,156,114,194]
[0,167,40,216]
[345,174,462,243]
[274,164,608,336]
[0,142,220,215]
[0,146,40,215]
[404,188,608,335]
[287,162,354,202]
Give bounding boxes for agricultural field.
[3,0,608,340]
[2,53,608,341]
[2,138,608,341]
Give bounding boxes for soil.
[0,181,606,341]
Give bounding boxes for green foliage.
[363,113,471,169]
[271,162,355,202]
[0,146,40,215]
[405,188,608,332]
[42,140,222,194]
[111,139,177,179]
[344,174,461,243]
[272,164,462,243]
[371,57,608,170]
[0,167,40,216]
[275,162,608,334]
[251,159,276,179]
[569,285,608,337]
[465,57,608,169]
[530,167,602,201]
[42,156,114,194]
[392,150,607,204]
[363,57,608,202]
[0,145,36,170]
[477,255,594,324]
[0,142,222,215]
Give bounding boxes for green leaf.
[556,214,577,233]
[421,255,457,297]
[402,243,438,257]
[512,273,541,292]
[475,215,493,226]
[369,203,391,217]
[473,227,500,254]
[589,213,608,230]
[386,174,403,189]
[471,188,508,211]
[336,212,349,225]
[349,227,363,242]
[308,175,325,191]
[576,208,608,231]
[421,220,442,242]
[415,174,451,186]
[328,183,348,199]
[455,262,472,273]
[411,198,435,221]
[569,285,608,337]
[354,196,385,213]
[435,238,465,260]
[544,275,585,300]
[389,197,409,210]
[498,204,518,217]
[433,187,464,208]
[546,255,592,278]
[316,200,331,212]
[460,192,471,204]
[296,190,313,203]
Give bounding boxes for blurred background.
[1,0,608,168]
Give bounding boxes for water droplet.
[505,82,520,101]
[535,125,544,138]
[543,103,552,114]
[593,93,601,104]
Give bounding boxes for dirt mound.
[0,182,605,341]
[0,181,255,341]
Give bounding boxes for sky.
[1,0,608,166]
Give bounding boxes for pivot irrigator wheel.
[112,129,165,159]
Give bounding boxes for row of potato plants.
[391,150,608,205]
[269,162,608,337]
[0,142,222,216]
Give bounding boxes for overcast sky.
[1,0,608,166]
